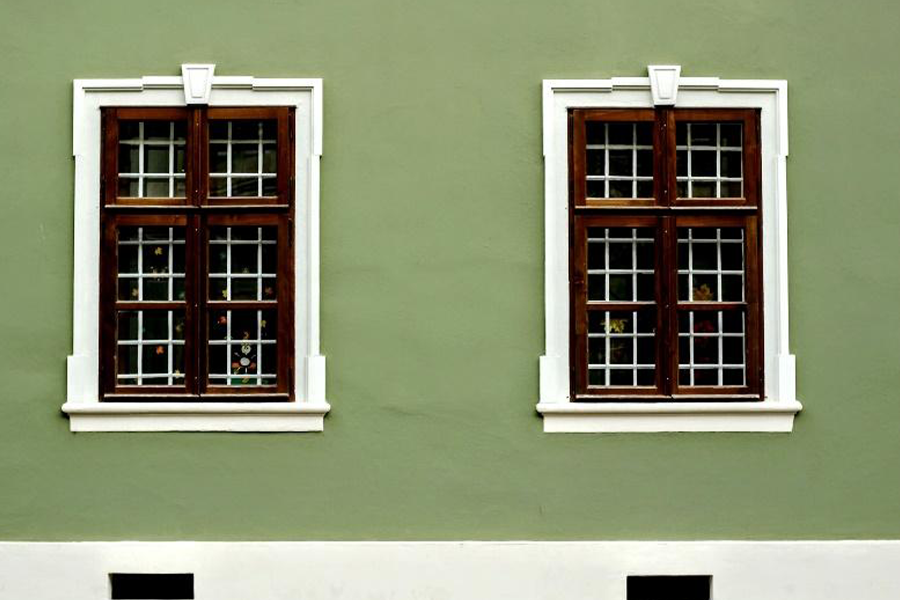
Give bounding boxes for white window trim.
[537,67,802,433]
[62,65,330,432]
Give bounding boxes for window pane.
[677,227,745,302]
[117,120,187,198]
[208,309,278,386]
[675,122,743,199]
[207,120,278,197]
[587,310,656,388]
[117,226,186,301]
[207,226,278,301]
[586,227,655,302]
[116,310,186,386]
[677,310,746,387]
[584,121,653,200]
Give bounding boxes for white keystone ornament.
[647,65,681,106]
[181,63,216,105]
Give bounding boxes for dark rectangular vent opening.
[110,573,194,599]
[627,575,712,600]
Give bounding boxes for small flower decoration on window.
[230,341,257,385]
[608,318,629,333]
[693,283,714,301]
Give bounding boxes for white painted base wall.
[1,541,899,599]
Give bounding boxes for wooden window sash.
[99,107,295,402]
[569,108,763,402]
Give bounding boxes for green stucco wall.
[1,0,899,541]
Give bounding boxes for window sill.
[61,401,331,432]
[535,400,802,433]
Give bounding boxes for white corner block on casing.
[181,63,216,104]
[647,65,681,106]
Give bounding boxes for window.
[99,107,294,401]
[64,65,328,431]
[569,108,762,401]
[538,68,801,432]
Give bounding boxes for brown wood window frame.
[569,108,763,402]
[99,106,296,402]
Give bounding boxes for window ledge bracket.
[535,400,802,433]
[61,401,331,432]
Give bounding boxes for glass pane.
[583,121,653,200]
[586,149,605,176]
[260,177,276,196]
[690,123,716,145]
[117,120,186,198]
[586,227,654,302]
[208,309,278,386]
[586,310,656,388]
[116,226,186,301]
[231,177,258,197]
[608,150,632,176]
[143,122,170,141]
[607,122,632,145]
[675,122,744,199]
[119,145,139,173]
[678,310,746,388]
[144,146,169,174]
[118,178,139,197]
[677,227,745,303]
[691,151,716,177]
[721,151,742,178]
[263,146,277,173]
[232,146,259,174]
[209,177,228,196]
[636,150,652,176]
[231,121,259,140]
[207,226,278,301]
[210,144,228,174]
[608,180,633,198]
[636,180,653,198]
[116,310,185,386]
[720,123,742,147]
[208,120,278,198]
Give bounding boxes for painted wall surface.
[0,0,898,540]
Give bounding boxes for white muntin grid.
[116,226,186,386]
[678,227,747,386]
[117,226,185,302]
[586,227,655,387]
[677,122,743,198]
[585,122,653,198]
[588,310,655,387]
[209,226,277,386]
[209,121,277,197]
[678,311,746,387]
[116,311,184,386]
[118,121,186,198]
[678,228,745,303]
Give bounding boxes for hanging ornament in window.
[231,342,257,384]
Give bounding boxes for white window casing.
[63,65,329,432]
[537,67,802,433]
